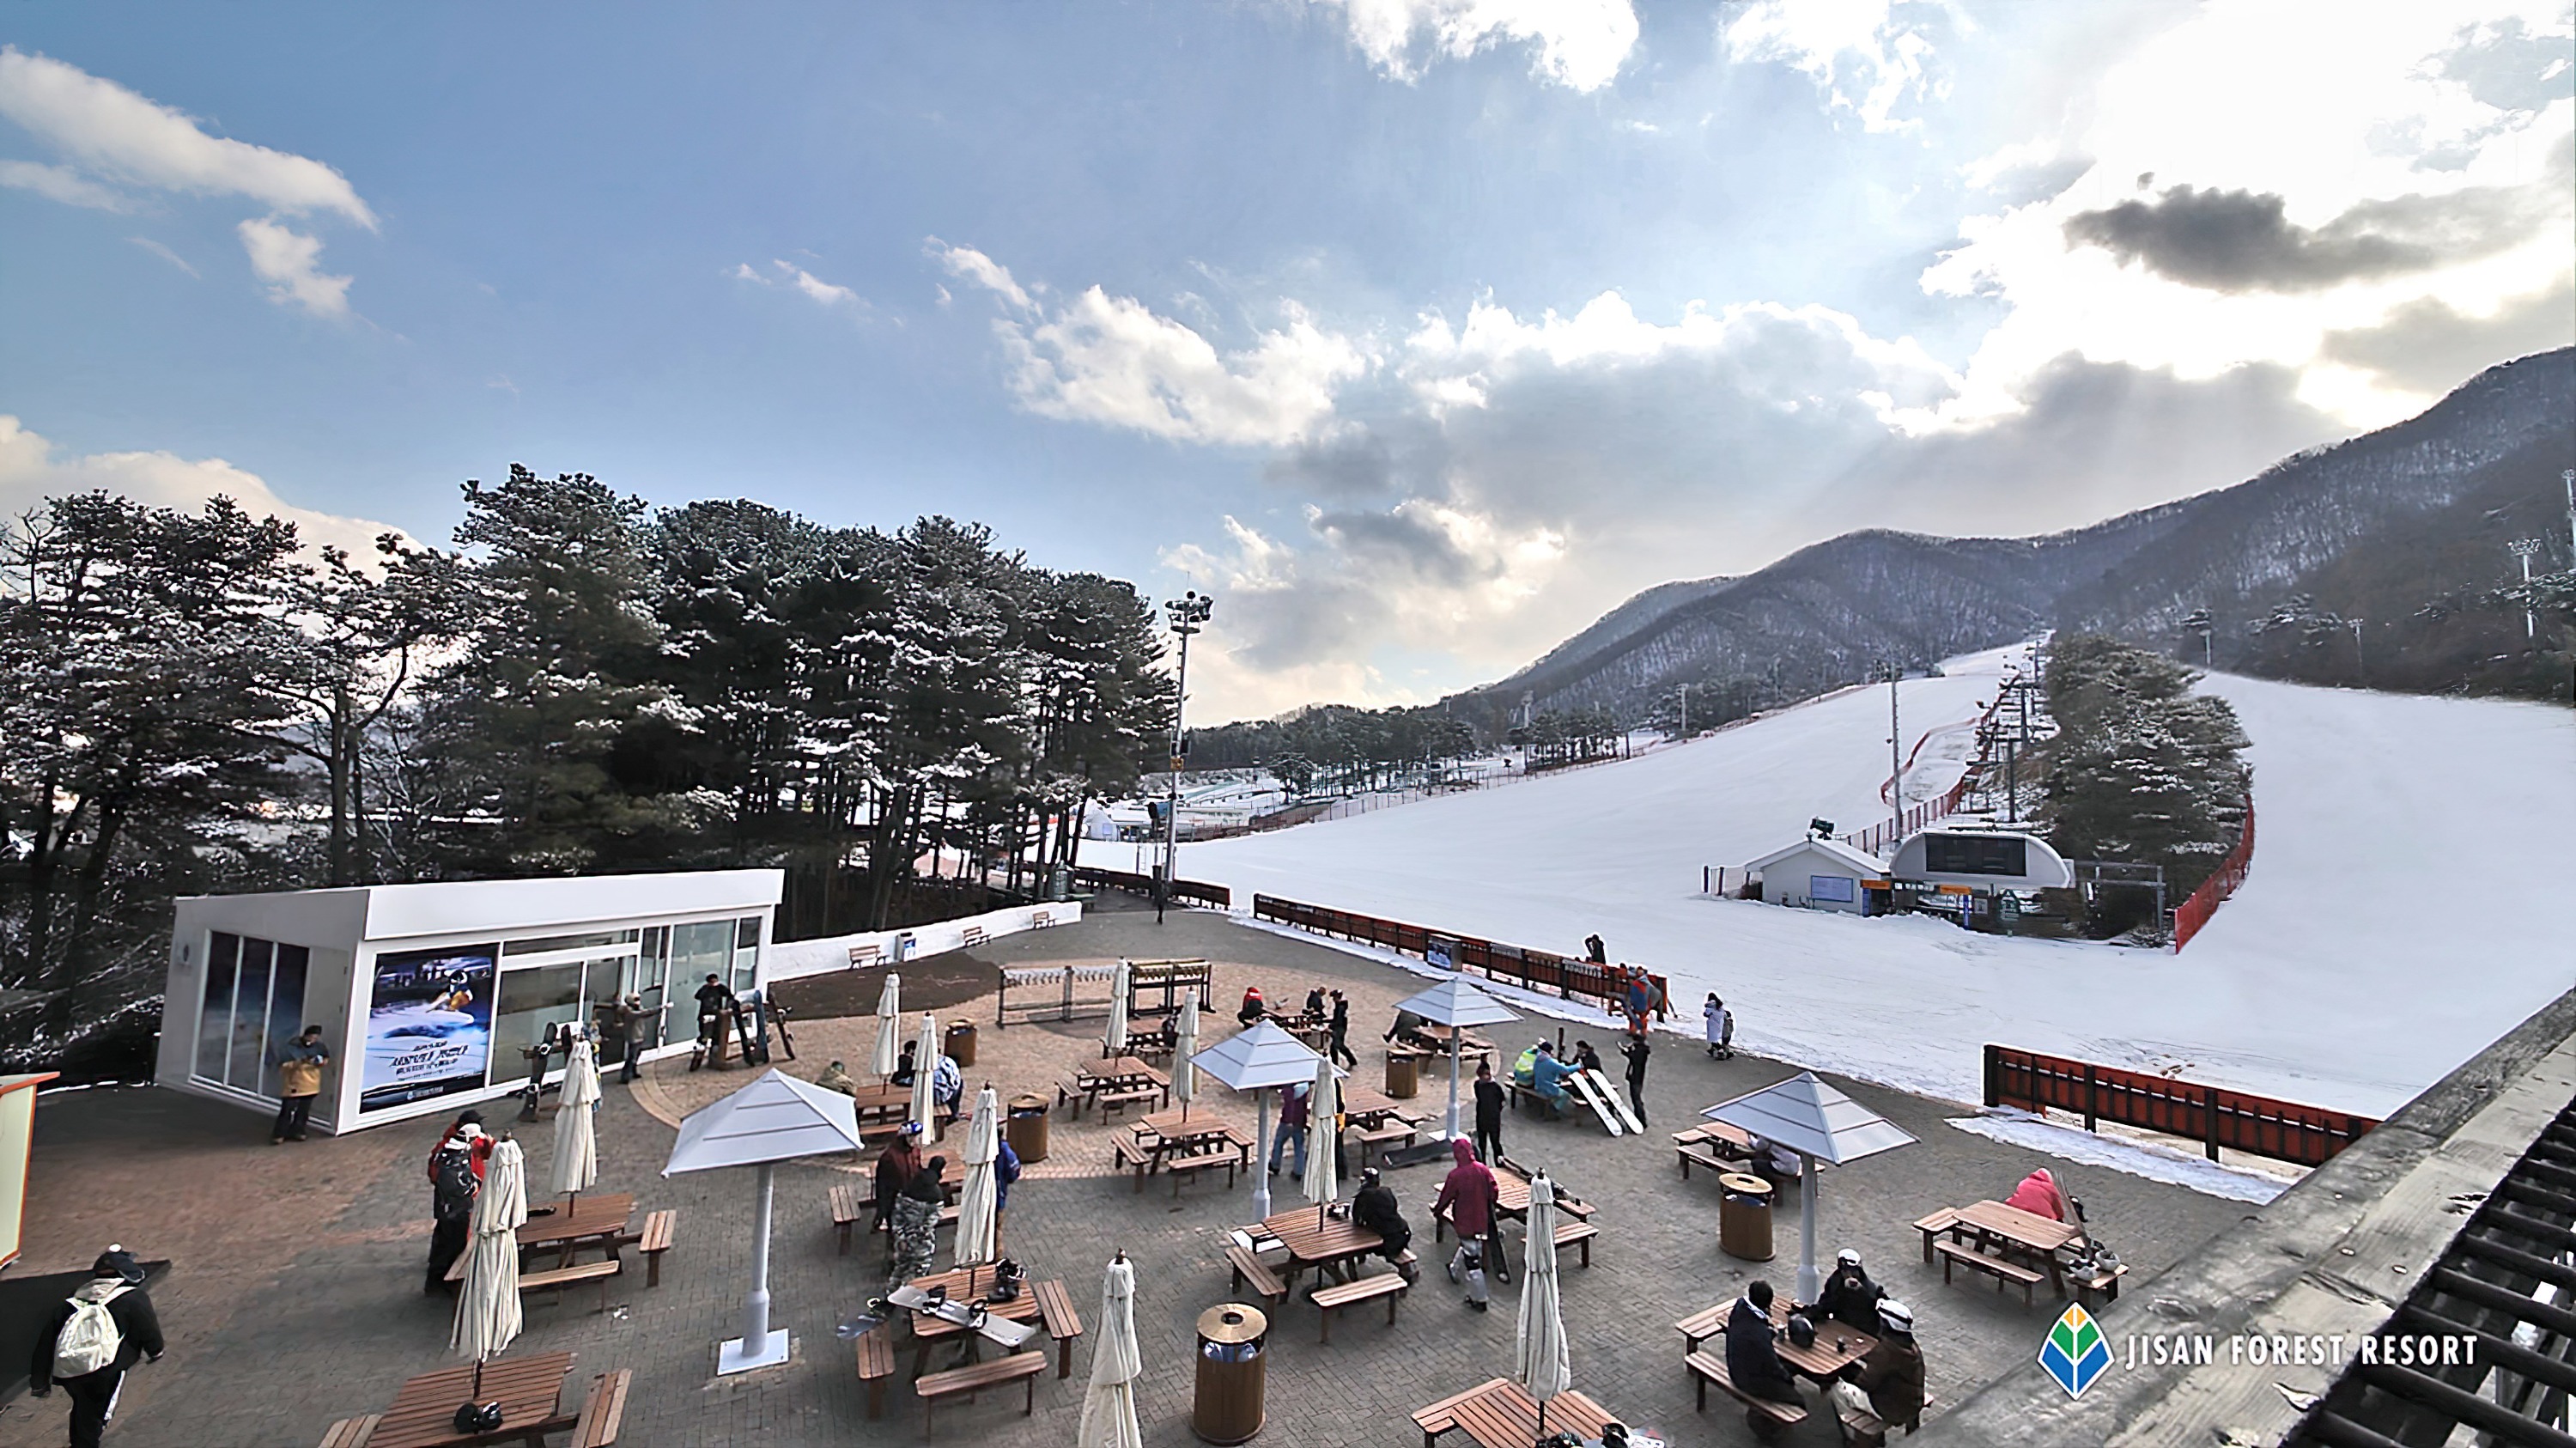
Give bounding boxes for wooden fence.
[1070,866,1233,910]
[1250,894,1673,1022]
[1984,1043,2377,1167]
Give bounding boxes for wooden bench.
[522,1258,621,1314]
[1412,1383,1483,1447]
[1112,1126,1162,1189]
[1096,1085,1163,1118]
[317,1416,378,1448]
[1674,1305,1728,1354]
[1552,1220,1599,1269]
[1912,1208,1960,1263]
[854,1323,896,1420]
[633,1208,674,1287]
[2075,1262,2129,1309]
[831,1183,867,1255]
[569,1369,629,1448]
[1686,1350,1808,1427]
[1166,1153,1238,1195]
[914,1351,1045,1433]
[1309,1271,1406,1343]
[1835,1389,1933,1445]
[1032,1275,1084,1378]
[1935,1239,2043,1306]
[1224,1244,1291,1306]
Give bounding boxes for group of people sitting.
[811,1042,963,1122]
[1724,1252,1924,1441]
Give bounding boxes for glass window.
[197,933,240,1084]
[258,945,310,1098]
[1808,874,1857,903]
[228,939,274,1089]
[492,964,586,1067]
[731,916,762,995]
[672,921,732,999]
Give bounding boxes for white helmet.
[1878,1299,1914,1333]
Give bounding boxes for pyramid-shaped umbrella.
[1391,979,1520,1141]
[1194,1020,1341,1220]
[665,1068,865,1373]
[1702,1071,1917,1303]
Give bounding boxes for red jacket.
[1432,1139,1498,1238]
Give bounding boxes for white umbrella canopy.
[551,1034,600,1201]
[1192,1019,1330,1220]
[1391,978,1520,1141]
[453,1138,529,1372]
[871,972,902,1078]
[1703,1071,1918,1302]
[1105,959,1132,1055]
[1303,1049,1340,1226]
[1516,1171,1571,1439]
[953,1086,1000,1275]
[1172,997,1200,1116]
[908,1012,940,1140]
[1074,1255,1144,1448]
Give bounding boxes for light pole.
[1885,660,1903,838]
[2510,538,2544,638]
[2349,618,2366,686]
[1160,590,1212,924]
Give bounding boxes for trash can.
[945,1019,978,1068]
[1718,1172,1775,1262]
[1193,1303,1267,1445]
[1384,1049,1420,1099]
[1005,1093,1051,1165]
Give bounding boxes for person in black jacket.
[1725,1280,1803,1418]
[29,1245,164,1448]
[1349,1168,1418,1281]
[1326,989,1356,1068]
[1619,1034,1651,1126]
[1472,1060,1504,1164]
[1817,1249,1886,1332]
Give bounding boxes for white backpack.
[53,1285,127,1378]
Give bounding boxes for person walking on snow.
[1619,1034,1650,1126]
[1704,994,1733,1059]
[1432,1138,1509,1297]
[27,1245,163,1448]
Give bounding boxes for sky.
[3,2,2570,721]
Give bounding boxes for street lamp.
[1159,590,1212,924]
[2510,538,2544,638]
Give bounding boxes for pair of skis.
[1566,1068,1643,1135]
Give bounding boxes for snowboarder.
[1619,1034,1650,1126]
[1434,1138,1508,1300]
[27,1245,163,1448]
[1704,994,1734,1059]
[887,1155,947,1286]
[424,1116,489,1294]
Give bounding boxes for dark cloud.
[2062,178,2548,293]
[1309,506,1485,586]
[1264,429,1397,498]
[2321,276,2576,397]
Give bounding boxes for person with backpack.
[1704,994,1734,1059]
[424,1116,489,1295]
[270,1025,330,1144]
[27,1245,162,1448]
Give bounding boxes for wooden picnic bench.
[1675,1123,1756,1178]
[1165,1152,1240,1195]
[1834,1388,1934,1445]
[1686,1351,1809,1428]
[854,1323,896,1420]
[1935,1238,2043,1306]
[1225,1243,1291,1306]
[914,1352,1044,1433]
[831,1183,867,1254]
[1309,1270,1406,1343]
[1413,1378,1619,1448]
[568,1370,629,1448]
[1352,1120,1417,1166]
[521,1258,621,1314]
[317,1416,378,1448]
[2075,1262,2129,1308]
[1096,1084,1163,1118]
[1552,1219,1599,1268]
[1030,1277,1084,1378]
[1911,1208,1960,1262]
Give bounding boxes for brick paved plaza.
[4,897,2250,1446]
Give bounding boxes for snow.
[1946,1110,2293,1205]
[1107,646,2576,1118]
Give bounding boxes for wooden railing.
[1069,867,1232,910]
[1251,894,1673,1022]
[1984,1043,2376,1167]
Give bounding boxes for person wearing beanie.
[1831,1298,1927,1439]
[28,1245,163,1448]
[423,1116,489,1294]
[1350,1166,1416,1280]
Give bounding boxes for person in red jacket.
[1432,1137,1509,1299]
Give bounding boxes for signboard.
[1808,874,1857,903]
[359,944,496,1113]
[1426,934,1458,970]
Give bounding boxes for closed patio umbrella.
[1171,996,1199,1119]
[453,1137,528,1395]
[908,1012,939,1141]
[1105,958,1132,1056]
[1303,1049,1340,1229]
[871,972,902,1080]
[953,1086,1000,1284]
[1516,1171,1571,1443]
[551,1032,600,1206]
[1074,1253,1143,1448]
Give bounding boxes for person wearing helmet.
[1830,1299,1928,1440]
[1350,1167,1418,1281]
[27,1245,163,1448]
[1817,1247,1886,1332]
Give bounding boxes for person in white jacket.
[1704,994,1734,1059]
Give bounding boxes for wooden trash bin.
[944,1019,978,1068]
[1193,1304,1267,1444]
[1005,1093,1051,1164]
[1384,1049,1420,1099]
[1718,1172,1775,1262]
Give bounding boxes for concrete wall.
[1756,845,1870,913]
[762,900,1085,983]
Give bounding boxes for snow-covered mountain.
[1456,347,2573,721]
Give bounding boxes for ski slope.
[1111,648,2575,1117]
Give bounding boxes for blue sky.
[3,3,2570,718]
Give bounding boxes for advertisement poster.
[359,944,496,1112]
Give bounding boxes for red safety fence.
[1841,694,2008,857]
[1070,867,1232,910]
[1984,1043,2375,1168]
[1251,894,1673,1022]
[2172,798,2256,952]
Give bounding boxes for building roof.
[179,868,785,940]
[1743,837,1887,877]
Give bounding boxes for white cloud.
[0,414,406,562]
[0,156,126,210]
[238,216,353,317]
[1314,0,1637,92]
[941,245,1370,447]
[126,236,197,276]
[1724,0,1947,132]
[0,46,374,226]
[732,258,866,309]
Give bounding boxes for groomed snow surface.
[1109,646,2575,1120]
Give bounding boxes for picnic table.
[1336,1086,1423,1130]
[520,1194,635,1262]
[1258,1206,1383,1288]
[1115,1110,1251,1189]
[1673,1122,1755,1178]
[361,1352,575,1448]
[1403,1023,1494,1061]
[1067,1056,1170,1115]
[1413,1378,1626,1448]
[1930,1199,2081,1298]
[1771,1297,1876,1381]
[902,1267,1086,1378]
[845,1082,911,1125]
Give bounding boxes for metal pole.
[1887,664,1903,837]
[1796,1153,1821,1305]
[1164,625,1186,918]
[1445,1032,1462,1141]
[1251,1087,1273,1219]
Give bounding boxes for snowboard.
[1564,1068,1626,1136]
[1583,1068,1645,1133]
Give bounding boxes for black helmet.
[452,1402,504,1433]
[1787,1313,1817,1349]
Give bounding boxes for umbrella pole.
[1797,1153,1821,1305]
[1446,1035,1461,1141]
[744,1163,776,1355]
[1251,1090,1273,1220]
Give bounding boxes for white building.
[156,870,782,1135]
[1745,837,1890,914]
[1886,828,2074,891]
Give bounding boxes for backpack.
[431,1147,480,1220]
[54,1287,127,1378]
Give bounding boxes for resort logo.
[2040,1304,2112,1399]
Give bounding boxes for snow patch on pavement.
[1947,1110,2293,1204]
